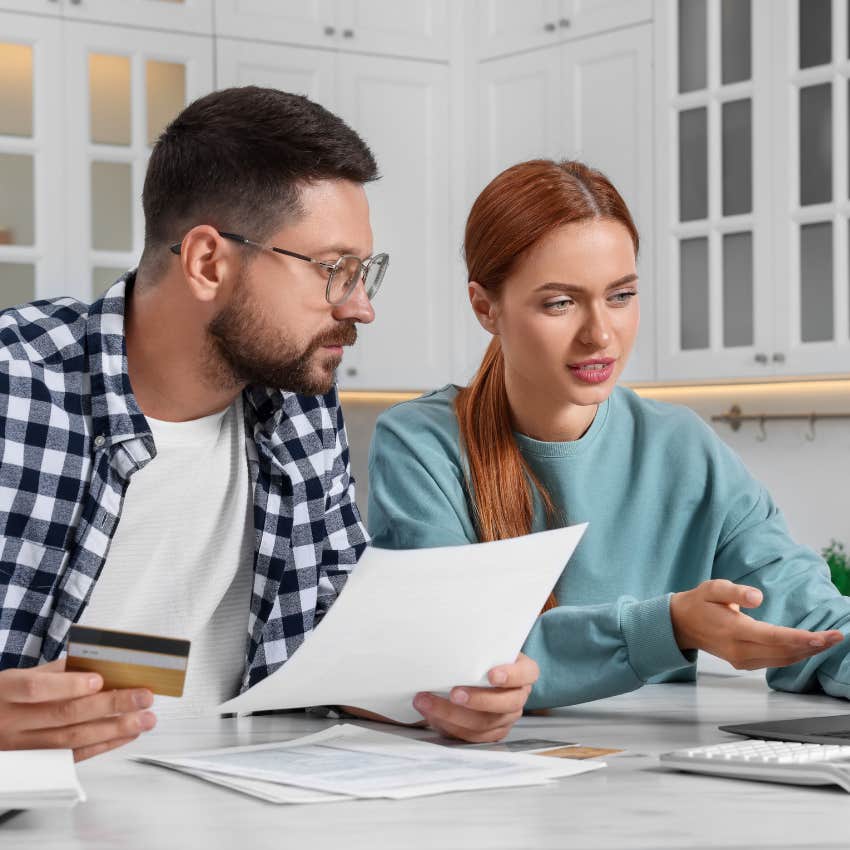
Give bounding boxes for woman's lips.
[567,359,615,384]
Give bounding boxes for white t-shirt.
[80,397,253,718]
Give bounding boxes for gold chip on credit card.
[66,625,190,697]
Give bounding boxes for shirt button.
[94,435,105,448]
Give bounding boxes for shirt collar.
[85,271,151,449]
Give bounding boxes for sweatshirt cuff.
[620,593,696,682]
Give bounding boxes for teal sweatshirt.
[366,384,850,710]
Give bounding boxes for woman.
[367,159,849,711]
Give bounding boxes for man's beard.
[205,277,357,395]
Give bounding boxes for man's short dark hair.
[141,86,378,278]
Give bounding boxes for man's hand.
[670,579,844,669]
[412,653,539,743]
[0,659,157,761]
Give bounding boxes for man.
[0,87,537,759]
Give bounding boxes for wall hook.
[805,413,816,442]
[756,416,767,442]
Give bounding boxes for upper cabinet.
[0,12,64,305]
[217,39,453,391]
[63,23,214,301]
[654,0,771,381]
[467,24,655,383]
[214,0,450,61]
[0,0,214,33]
[476,0,652,60]
[7,0,848,386]
[771,0,850,376]
[655,0,850,381]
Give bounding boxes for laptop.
[720,714,850,745]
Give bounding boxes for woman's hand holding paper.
[412,652,539,743]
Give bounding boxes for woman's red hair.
[456,160,639,612]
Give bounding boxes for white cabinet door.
[475,0,561,59]
[0,12,64,307]
[561,24,655,381]
[461,46,562,378]
[475,46,562,183]
[771,0,850,376]
[63,0,213,34]
[560,0,652,40]
[63,22,213,301]
[216,38,336,107]
[214,0,338,50]
[654,0,774,381]
[335,54,452,391]
[336,0,449,61]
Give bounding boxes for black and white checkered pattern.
[0,273,368,691]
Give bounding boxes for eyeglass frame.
[168,230,388,306]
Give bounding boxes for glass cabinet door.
[0,13,63,310]
[62,22,213,301]
[655,0,773,380]
[772,0,850,374]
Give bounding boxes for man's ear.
[177,225,235,304]
[468,281,499,335]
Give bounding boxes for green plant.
[822,540,850,596]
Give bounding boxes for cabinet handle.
[558,17,571,27]
[772,352,786,364]
[543,22,556,32]
[324,25,336,36]
[342,29,354,38]
[754,353,768,364]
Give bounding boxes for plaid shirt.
[0,274,368,690]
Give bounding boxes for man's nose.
[332,278,375,324]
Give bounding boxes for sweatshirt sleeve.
[523,594,697,709]
[707,443,850,700]
[367,407,478,550]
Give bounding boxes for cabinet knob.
[772,352,786,364]
[754,353,768,364]
[558,17,571,27]
[543,22,557,32]
[342,28,354,38]
[346,367,358,377]
[69,0,81,4]
[324,25,336,36]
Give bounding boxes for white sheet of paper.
[134,724,603,800]
[170,767,351,804]
[0,749,86,808]
[219,524,586,722]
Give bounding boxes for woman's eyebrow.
[535,273,638,294]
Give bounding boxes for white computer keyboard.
[660,739,850,791]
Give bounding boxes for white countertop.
[4,671,850,850]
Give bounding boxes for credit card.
[66,625,190,697]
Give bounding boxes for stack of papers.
[133,724,604,803]
[0,750,86,808]
[219,524,587,721]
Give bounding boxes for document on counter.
[219,524,587,722]
[133,724,604,801]
[0,750,86,809]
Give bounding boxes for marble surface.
[4,672,850,850]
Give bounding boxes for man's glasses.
[169,231,389,306]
